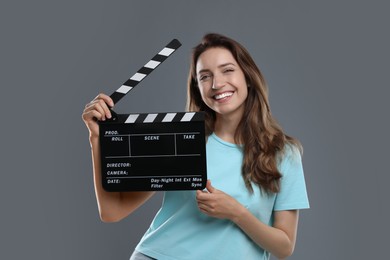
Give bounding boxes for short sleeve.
[274,145,310,211]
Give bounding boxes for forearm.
[89,136,155,222]
[90,136,125,221]
[232,206,294,259]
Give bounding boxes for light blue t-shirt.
[135,133,309,260]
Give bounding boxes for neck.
[214,113,242,144]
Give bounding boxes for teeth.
[214,92,233,100]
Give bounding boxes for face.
[196,47,248,120]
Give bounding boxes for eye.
[199,74,211,81]
[223,68,234,73]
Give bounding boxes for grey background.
[1,0,389,259]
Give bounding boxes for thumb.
[206,180,216,193]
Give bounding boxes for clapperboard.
[99,39,207,192]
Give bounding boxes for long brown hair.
[186,33,302,194]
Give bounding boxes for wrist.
[89,135,100,145]
[231,204,248,225]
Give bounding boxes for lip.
[212,91,234,102]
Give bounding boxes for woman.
[82,33,309,260]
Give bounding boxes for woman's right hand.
[82,93,114,138]
[82,93,156,222]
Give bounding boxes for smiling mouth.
[213,91,234,100]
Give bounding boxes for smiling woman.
[82,33,309,260]
[196,47,249,122]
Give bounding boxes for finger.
[83,110,103,122]
[98,98,112,119]
[86,99,112,120]
[84,94,112,109]
[197,201,211,212]
[198,201,218,217]
[198,206,209,215]
[90,101,107,121]
[198,207,210,216]
[206,180,216,193]
[85,101,93,109]
[196,190,204,201]
[196,190,212,201]
[94,93,114,108]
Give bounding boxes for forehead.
[196,47,237,73]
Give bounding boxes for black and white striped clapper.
[99,39,207,192]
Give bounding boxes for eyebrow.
[197,63,236,75]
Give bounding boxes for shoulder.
[274,143,310,210]
[277,143,303,171]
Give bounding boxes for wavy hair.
[186,33,302,194]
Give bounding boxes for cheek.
[240,76,249,98]
[198,86,209,102]
[235,78,248,96]
[238,83,249,104]
[243,85,249,98]
[231,72,247,90]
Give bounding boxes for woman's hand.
[82,93,114,138]
[197,180,299,258]
[196,180,244,221]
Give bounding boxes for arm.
[196,180,298,259]
[83,93,155,222]
[234,207,298,259]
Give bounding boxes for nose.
[211,74,225,90]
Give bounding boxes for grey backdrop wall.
[1,1,389,259]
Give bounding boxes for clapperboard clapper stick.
[99,39,207,192]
